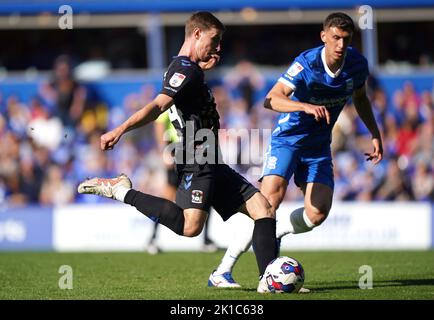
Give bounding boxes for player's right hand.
[100,129,122,150]
[303,104,331,124]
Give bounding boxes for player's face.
[195,27,222,62]
[321,26,353,62]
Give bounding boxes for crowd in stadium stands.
[0,57,433,208]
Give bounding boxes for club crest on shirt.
[287,62,304,77]
[169,72,186,87]
[192,190,203,204]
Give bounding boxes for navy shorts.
[176,163,258,221]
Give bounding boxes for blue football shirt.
[273,45,369,147]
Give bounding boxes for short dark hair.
[185,11,225,37]
[323,12,355,33]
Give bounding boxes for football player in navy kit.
[78,11,277,290]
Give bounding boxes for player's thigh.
[300,182,333,217]
[260,175,288,210]
[183,208,209,237]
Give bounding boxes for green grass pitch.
[1,251,433,300]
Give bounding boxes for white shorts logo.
[267,156,277,170]
[287,62,304,77]
[192,190,203,204]
[169,72,186,87]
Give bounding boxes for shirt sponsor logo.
[309,95,350,109]
[287,62,304,77]
[169,72,186,87]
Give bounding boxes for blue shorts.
[260,138,334,190]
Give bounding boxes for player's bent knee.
[183,225,203,237]
[305,206,329,226]
[182,220,203,237]
[182,209,207,237]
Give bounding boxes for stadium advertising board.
[50,202,432,251]
[0,207,53,250]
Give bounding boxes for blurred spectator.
[224,60,265,112]
[6,95,30,139]
[412,161,434,201]
[371,88,388,131]
[374,158,414,201]
[391,89,406,126]
[39,55,87,129]
[0,113,6,137]
[18,155,43,204]
[419,90,433,122]
[396,119,418,158]
[39,164,74,206]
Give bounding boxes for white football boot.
[77,173,132,199]
[208,271,241,288]
[257,275,271,293]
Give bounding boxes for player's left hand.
[364,137,383,164]
[199,54,220,71]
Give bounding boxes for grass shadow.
[307,278,434,293]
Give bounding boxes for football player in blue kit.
[209,12,383,293]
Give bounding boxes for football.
[263,256,305,293]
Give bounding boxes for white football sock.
[215,218,254,275]
[113,186,131,202]
[276,207,316,239]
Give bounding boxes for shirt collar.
[321,47,345,78]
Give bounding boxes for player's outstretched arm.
[352,85,383,164]
[100,94,174,151]
[264,82,330,124]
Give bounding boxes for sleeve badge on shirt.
[169,72,186,87]
[287,62,304,77]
